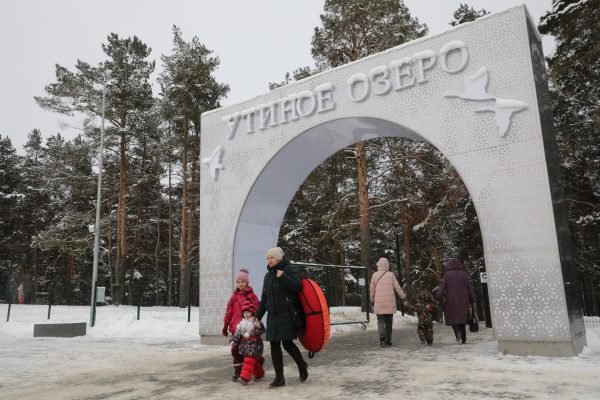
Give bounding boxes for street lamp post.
[90,84,106,327]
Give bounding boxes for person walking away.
[436,258,475,344]
[414,288,438,346]
[255,247,308,388]
[17,282,25,304]
[230,300,266,385]
[369,257,406,347]
[222,268,260,381]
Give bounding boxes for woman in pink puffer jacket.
[370,257,406,347]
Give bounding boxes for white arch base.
[499,339,586,358]
[199,6,585,356]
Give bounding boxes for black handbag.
[287,297,305,328]
[469,311,479,333]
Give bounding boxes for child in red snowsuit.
[222,268,260,381]
[414,288,438,346]
[230,300,266,385]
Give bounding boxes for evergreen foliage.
[0,135,24,300]
[306,0,429,286]
[539,0,600,314]
[449,3,490,26]
[159,26,229,307]
[311,0,427,68]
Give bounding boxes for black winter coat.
[255,256,302,341]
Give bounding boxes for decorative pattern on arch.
[199,5,584,355]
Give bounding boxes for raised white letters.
[257,101,278,130]
[369,66,392,96]
[389,57,415,91]
[296,90,317,118]
[439,41,468,74]
[224,41,475,130]
[346,43,470,102]
[241,107,257,134]
[224,85,337,136]
[280,94,299,124]
[221,112,242,140]
[412,50,437,84]
[315,83,336,114]
[347,73,370,102]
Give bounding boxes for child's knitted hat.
[236,268,249,284]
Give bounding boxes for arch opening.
[234,117,472,294]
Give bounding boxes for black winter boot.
[269,376,285,388]
[299,361,308,382]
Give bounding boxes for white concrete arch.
[199,5,585,355]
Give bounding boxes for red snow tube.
[297,278,330,358]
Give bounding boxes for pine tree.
[20,129,52,298]
[35,33,156,304]
[0,135,24,300]
[310,0,428,278]
[539,0,600,314]
[449,3,489,26]
[159,26,229,307]
[268,66,317,91]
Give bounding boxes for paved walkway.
[2,321,600,399]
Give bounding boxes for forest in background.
[1,1,598,317]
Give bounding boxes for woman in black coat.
[436,258,475,344]
[255,247,308,388]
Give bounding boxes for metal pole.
[47,286,53,320]
[90,85,106,327]
[187,272,192,322]
[6,282,13,322]
[364,268,370,323]
[92,282,97,326]
[137,278,142,321]
[480,271,492,328]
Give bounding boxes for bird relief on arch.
[202,146,224,181]
[444,66,528,137]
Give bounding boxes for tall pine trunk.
[66,253,73,305]
[432,246,443,321]
[32,248,38,303]
[179,118,190,308]
[129,191,144,305]
[155,182,161,306]
[357,141,371,274]
[403,219,412,302]
[168,158,173,307]
[186,135,199,306]
[107,173,114,302]
[128,139,147,305]
[433,246,442,279]
[116,127,128,305]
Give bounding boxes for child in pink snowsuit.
[222,268,260,381]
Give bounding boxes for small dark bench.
[33,322,87,338]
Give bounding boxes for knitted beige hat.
[266,247,284,261]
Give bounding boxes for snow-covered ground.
[1,304,599,399]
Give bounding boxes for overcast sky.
[0,0,554,152]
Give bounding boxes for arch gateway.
[198,5,586,356]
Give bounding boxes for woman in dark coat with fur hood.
[437,258,475,344]
[255,247,308,388]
